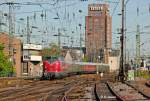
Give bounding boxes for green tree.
[0,44,12,76]
[42,43,61,57]
[83,55,89,62]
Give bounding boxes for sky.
[0,0,150,58]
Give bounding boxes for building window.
[88,17,92,32]
[88,33,91,35]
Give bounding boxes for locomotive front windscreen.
[43,56,58,63]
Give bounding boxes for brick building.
[85,4,112,62]
[0,32,22,77]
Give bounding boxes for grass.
[134,70,150,79]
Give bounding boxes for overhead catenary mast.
[8,2,16,76]
[27,16,30,44]
[118,0,125,82]
[136,7,140,68]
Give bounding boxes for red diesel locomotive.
[42,56,109,79]
[42,57,64,79]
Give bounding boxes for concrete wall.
[108,56,120,72]
[28,62,43,77]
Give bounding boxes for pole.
[26,16,30,76]
[27,16,30,44]
[79,24,82,61]
[118,0,125,82]
[8,2,14,77]
[136,6,140,68]
[136,24,140,67]
[58,28,61,49]
[124,4,127,65]
[0,11,2,32]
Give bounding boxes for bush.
[135,70,150,79]
[0,44,13,77]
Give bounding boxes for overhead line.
[111,0,120,16]
[13,1,79,14]
[125,0,130,5]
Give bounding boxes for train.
[42,56,110,79]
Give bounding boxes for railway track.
[61,81,95,101]
[125,80,150,99]
[110,82,150,101]
[60,80,86,101]
[0,74,100,101]
[93,72,150,101]
[0,75,82,101]
[95,82,118,101]
[45,74,97,101]
[1,74,149,101]
[146,81,150,87]
[94,73,122,101]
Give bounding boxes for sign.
[23,55,30,61]
[128,70,134,81]
[23,44,42,50]
[23,55,42,61]
[30,56,42,61]
[90,6,103,11]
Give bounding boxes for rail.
[94,84,101,101]
[0,75,82,101]
[125,81,150,99]
[61,80,87,101]
[106,82,124,101]
[146,81,150,87]
[109,82,149,101]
